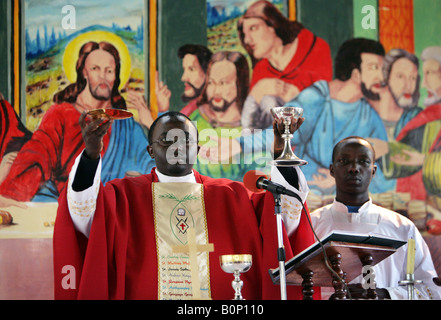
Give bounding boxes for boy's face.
[330,139,377,197]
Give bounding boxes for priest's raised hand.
[78,111,113,160]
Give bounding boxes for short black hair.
[177,44,213,73]
[332,136,376,162]
[148,111,198,144]
[334,38,385,81]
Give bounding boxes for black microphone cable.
[285,191,352,300]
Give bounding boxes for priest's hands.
[272,115,304,159]
[79,111,113,160]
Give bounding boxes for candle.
[406,238,416,275]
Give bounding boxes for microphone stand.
[272,192,287,300]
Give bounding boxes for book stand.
[269,233,406,300]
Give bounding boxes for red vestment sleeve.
[54,172,160,299]
[54,183,113,299]
[53,188,89,299]
[253,191,321,300]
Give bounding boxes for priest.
[53,111,318,300]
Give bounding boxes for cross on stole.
[172,227,214,300]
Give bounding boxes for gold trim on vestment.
[152,182,212,300]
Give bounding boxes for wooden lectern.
[269,232,406,300]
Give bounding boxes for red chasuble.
[0,103,110,201]
[54,169,320,300]
[250,28,332,92]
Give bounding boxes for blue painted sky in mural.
[24,0,144,58]
[207,0,285,27]
[24,0,143,38]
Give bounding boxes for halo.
[62,30,131,91]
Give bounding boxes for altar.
[0,203,57,299]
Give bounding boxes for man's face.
[206,59,237,112]
[147,116,199,177]
[388,57,418,108]
[241,17,277,60]
[330,139,377,197]
[422,59,441,106]
[360,53,384,101]
[181,54,206,101]
[83,49,116,101]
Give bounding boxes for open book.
[320,230,405,248]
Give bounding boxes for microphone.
[243,170,302,202]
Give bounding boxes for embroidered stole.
[152,182,211,300]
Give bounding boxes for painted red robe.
[250,28,332,92]
[0,103,110,201]
[180,99,198,116]
[53,169,320,300]
[0,99,31,157]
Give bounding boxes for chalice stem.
[270,106,307,167]
[284,118,291,134]
[233,271,244,300]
